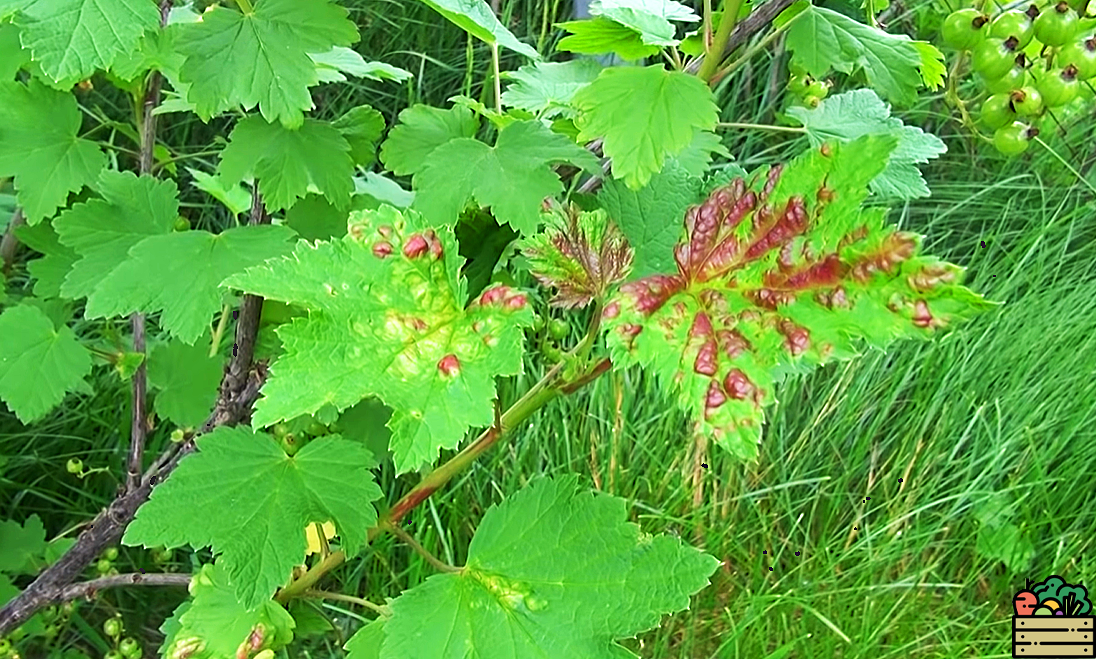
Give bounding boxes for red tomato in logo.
[1015,591,1038,615]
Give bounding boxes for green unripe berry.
[66,458,83,474]
[306,421,328,437]
[96,558,112,574]
[169,428,186,443]
[542,343,562,362]
[119,638,141,658]
[804,79,830,99]
[103,547,119,561]
[173,217,190,232]
[271,423,289,439]
[0,638,11,654]
[103,618,123,638]
[105,651,125,659]
[548,318,568,340]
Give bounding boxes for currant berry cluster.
[941,0,1096,154]
[102,617,142,659]
[785,64,833,109]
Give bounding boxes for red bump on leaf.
[377,225,393,239]
[723,369,755,401]
[248,625,265,652]
[437,353,461,377]
[820,143,833,157]
[747,288,796,309]
[424,229,444,259]
[479,285,509,306]
[620,275,682,315]
[763,164,783,200]
[912,300,937,328]
[372,241,393,258]
[704,379,727,417]
[403,233,429,258]
[694,339,718,376]
[717,329,749,359]
[779,320,810,356]
[689,311,714,339]
[851,233,917,282]
[817,186,835,204]
[745,197,808,260]
[908,264,957,292]
[602,301,621,319]
[505,294,527,309]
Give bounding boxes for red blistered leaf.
[601,136,994,461]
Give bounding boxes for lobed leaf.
[787,89,947,200]
[414,0,539,59]
[412,120,601,233]
[601,137,995,461]
[225,205,535,473]
[218,116,355,213]
[54,170,178,300]
[160,563,296,659]
[0,80,107,224]
[174,0,359,127]
[0,303,92,424]
[346,475,719,658]
[522,205,633,309]
[125,427,383,609]
[84,225,297,345]
[147,338,225,429]
[2,0,158,87]
[501,59,602,119]
[557,18,661,60]
[572,66,718,190]
[380,104,480,177]
[589,0,699,47]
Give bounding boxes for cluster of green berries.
[941,0,1096,154]
[531,315,570,362]
[785,66,833,109]
[272,418,332,456]
[102,617,142,659]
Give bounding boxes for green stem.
[302,590,390,617]
[490,42,503,113]
[233,0,254,12]
[715,14,798,80]
[383,521,461,573]
[717,122,806,133]
[697,0,746,82]
[209,304,230,358]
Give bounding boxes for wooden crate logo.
[1013,574,1093,658]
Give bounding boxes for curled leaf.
[522,204,633,309]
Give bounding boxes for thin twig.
[0,207,26,276]
[59,573,191,603]
[385,523,462,573]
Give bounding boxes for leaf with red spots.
[521,204,633,309]
[602,135,994,461]
[224,205,535,473]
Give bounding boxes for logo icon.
[1013,575,1093,657]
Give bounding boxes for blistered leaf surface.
[523,206,632,308]
[350,475,718,659]
[225,206,535,473]
[125,427,383,608]
[602,137,994,460]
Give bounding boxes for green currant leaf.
[308,47,412,84]
[501,59,602,119]
[352,475,718,658]
[332,105,386,168]
[557,18,661,61]
[14,221,78,299]
[1,0,158,87]
[343,618,385,659]
[602,137,996,461]
[160,563,296,659]
[0,23,29,79]
[355,173,414,208]
[784,6,925,105]
[174,0,358,127]
[285,195,351,242]
[598,159,703,279]
[53,171,178,300]
[84,225,297,345]
[0,80,107,224]
[412,120,601,232]
[787,89,947,200]
[415,0,539,59]
[573,66,718,190]
[224,206,535,473]
[218,116,355,213]
[673,131,730,178]
[522,206,632,308]
[0,303,92,424]
[589,0,699,47]
[125,427,383,609]
[0,514,47,575]
[186,168,253,217]
[380,104,480,177]
[913,41,946,91]
[147,338,225,429]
